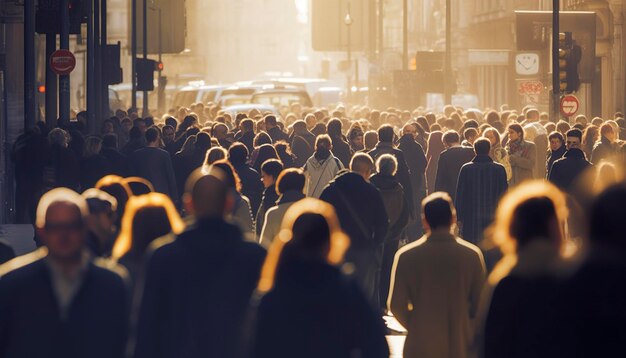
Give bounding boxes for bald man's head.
[184,167,233,219]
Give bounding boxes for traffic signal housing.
[558,32,581,93]
[136,58,157,91]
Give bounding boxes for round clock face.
[515,53,540,76]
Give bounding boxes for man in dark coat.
[134,168,266,358]
[11,127,47,223]
[546,131,566,178]
[327,118,353,167]
[101,134,130,177]
[290,120,316,167]
[265,115,289,143]
[0,188,128,358]
[130,127,178,200]
[234,118,256,154]
[320,153,388,307]
[435,130,475,201]
[455,139,508,245]
[549,129,592,192]
[397,123,428,238]
[368,124,415,217]
[228,143,264,215]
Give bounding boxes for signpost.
[50,49,76,76]
[560,94,580,117]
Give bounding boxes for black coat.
[101,147,130,177]
[591,136,616,164]
[548,148,591,192]
[331,136,353,168]
[42,144,81,192]
[434,146,475,201]
[80,154,112,190]
[369,174,409,241]
[267,126,289,144]
[546,145,566,178]
[0,240,15,265]
[0,252,128,358]
[134,218,266,358]
[130,147,178,200]
[253,259,389,358]
[235,131,256,155]
[397,134,428,207]
[368,142,415,216]
[233,163,264,215]
[455,155,508,245]
[256,186,279,237]
[291,131,316,167]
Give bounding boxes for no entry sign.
[560,95,580,117]
[50,50,76,76]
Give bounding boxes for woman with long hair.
[96,174,132,228]
[481,181,569,358]
[252,198,389,357]
[248,131,273,167]
[582,124,599,160]
[252,144,279,173]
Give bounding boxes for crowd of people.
[1,101,626,357]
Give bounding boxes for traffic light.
[36,0,87,34]
[136,58,156,91]
[558,32,581,93]
[156,61,164,71]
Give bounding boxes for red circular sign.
[560,95,580,117]
[50,50,76,76]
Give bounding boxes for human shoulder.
[454,237,485,261]
[395,236,428,260]
[91,257,130,287]
[0,248,47,279]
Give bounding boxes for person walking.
[388,192,486,358]
[506,124,537,186]
[0,188,128,358]
[133,167,266,358]
[397,123,428,238]
[130,127,178,201]
[546,131,567,177]
[548,129,592,192]
[252,199,389,358]
[434,130,474,201]
[304,135,344,198]
[455,139,508,245]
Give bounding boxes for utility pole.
[402,0,408,71]
[94,0,101,128]
[87,0,96,133]
[59,0,71,123]
[101,0,109,120]
[45,33,58,128]
[552,0,561,121]
[156,5,164,113]
[142,0,149,117]
[24,0,36,130]
[444,0,452,105]
[131,0,137,110]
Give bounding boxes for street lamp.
[344,4,353,104]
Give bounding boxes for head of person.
[377,124,395,144]
[442,130,461,148]
[526,108,540,123]
[112,193,184,260]
[482,128,501,148]
[350,152,375,181]
[165,116,178,131]
[589,184,626,255]
[473,138,491,156]
[253,144,279,170]
[95,175,132,223]
[600,123,616,143]
[227,142,249,167]
[276,168,306,196]
[315,134,332,153]
[183,166,234,220]
[133,118,147,133]
[210,160,243,193]
[212,123,229,140]
[463,128,479,144]
[489,180,567,283]
[402,123,417,140]
[257,198,350,293]
[375,154,398,177]
[548,131,565,152]
[364,130,378,150]
[240,118,255,134]
[145,126,161,146]
[204,146,227,166]
[254,132,272,148]
[507,123,525,143]
[327,118,344,139]
[82,189,117,242]
[422,192,456,233]
[48,128,69,148]
[264,115,278,129]
[83,135,103,158]
[36,188,90,262]
[348,124,365,150]
[101,119,115,135]
[102,133,118,150]
[565,128,583,150]
[261,159,284,189]
[124,177,155,196]
[162,125,175,144]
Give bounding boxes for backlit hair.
[36,188,89,228]
[257,198,350,293]
[112,192,185,259]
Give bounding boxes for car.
[250,85,313,108]
[217,85,264,107]
[171,84,230,108]
[220,103,279,117]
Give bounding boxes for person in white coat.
[303,134,344,198]
[388,192,486,358]
[258,168,306,248]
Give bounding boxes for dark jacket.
[455,155,508,245]
[369,174,409,241]
[331,136,353,168]
[368,142,415,216]
[548,148,591,192]
[256,186,279,237]
[233,163,264,216]
[130,147,178,200]
[291,131,316,168]
[42,144,81,192]
[253,259,389,358]
[80,154,112,190]
[434,146,475,201]
[267,126,289,144]
[0,252,128,358]
[134,218,266,358]
[590,136,616,164]
[546,145,566,178]
[101,147,130,177]
[397,134,428,210]
[0,240,15,265]
[235,131,256,155]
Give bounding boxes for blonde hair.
[112,193,185,259]
[485,180,568,285]
[257,198,350,293]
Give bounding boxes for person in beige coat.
[506,123,537,186]
[388,192,486,358]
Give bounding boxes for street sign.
[560,94,580,117]
[50,50,76,76]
